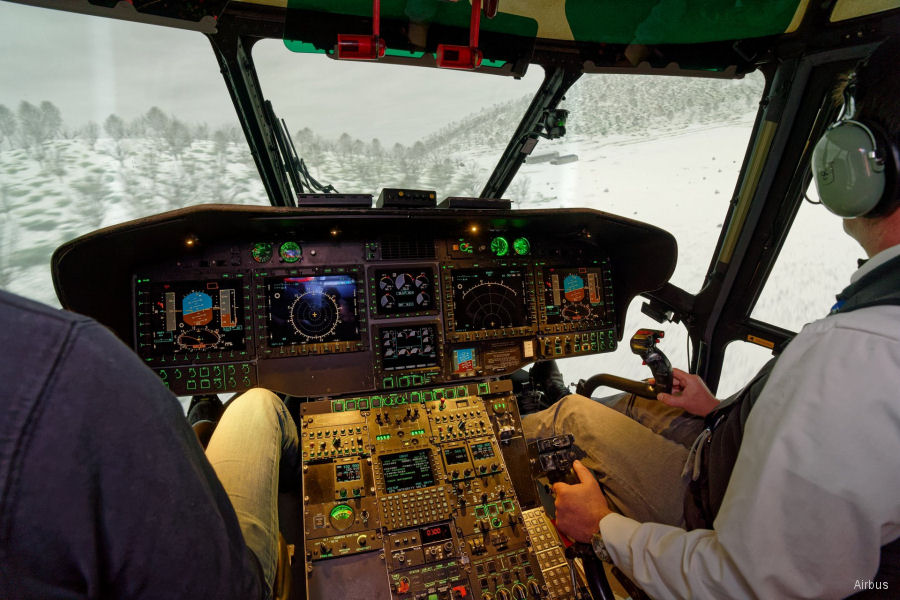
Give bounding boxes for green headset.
[811,75,900,218]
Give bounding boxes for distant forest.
[0,73,762,295]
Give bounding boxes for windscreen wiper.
[263,100,338,205]
[480,66,581,199]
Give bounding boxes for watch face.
[591,533,612,563]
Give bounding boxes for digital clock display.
[419,523,452,544]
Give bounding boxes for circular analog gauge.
[513,237,531,256]
[490,236,509,257]
[394,273,413,289]
[250,242,273,263]
[561,303,593,322]
[329,504,355,531]
[379,276,394,291]
[288,291,340,341]
[416,292,430,306]
[279,241,303,263]
[380,294,395,309]
[415,273,429,288]
[176,327,222,351]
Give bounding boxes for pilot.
[0,287,298,599]
[523,37,900,599]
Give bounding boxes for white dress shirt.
[600,245,900,599]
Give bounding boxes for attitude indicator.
[136,278,246,358]
[542,267,612,327]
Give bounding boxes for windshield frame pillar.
[207,23,296,207]
[480,66,581,200]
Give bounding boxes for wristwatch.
[591,531,612,564]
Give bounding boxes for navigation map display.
[542,267,611,327]
[265,275,360,345]
[375,267,434,314]
[379,324,438,371]
[136,278,246,358]
[450,268,530,332]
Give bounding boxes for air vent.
[380,237,436,260]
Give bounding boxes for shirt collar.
[851,244,900,283]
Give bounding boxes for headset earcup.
[812,120,886,218]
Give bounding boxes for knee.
[223,388,285,422]
[522,393,595,439]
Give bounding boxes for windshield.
[252,39,544,200]
[0,3,267,307]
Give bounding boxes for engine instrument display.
[379,324,438,372]
[265,275,360,345]
[542,267,611,326]
[375,267,434,314]
[380,449,435,494]
[450,268,530,332]
[136,278,246,358]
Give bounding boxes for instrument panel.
[134,243,615,397]
[52,205,676,398]
[299,380,581,600]
[51,204,676,600]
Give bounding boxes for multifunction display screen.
[375,267,434,314]
[542,267,611,327]
[265,275,360,345]
[452,348,478,375]
[443,447,469,466]
[136,278,246,358]
[450,268,530,332]
[336,462,362,483]
[380,450,435,494]
[379,324,438,371]
[470,441,495,460]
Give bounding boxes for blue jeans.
[205,389,300,597]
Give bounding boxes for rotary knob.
[527,581,543,598]
[496,589,512,600]
[512,584,527,600]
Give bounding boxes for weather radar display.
[137,279,246,358]
[265,275,360,345]
[451,268,530,331]
[542,267,610,326]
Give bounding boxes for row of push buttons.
[381,488,449,529]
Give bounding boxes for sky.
[0,1,541,144]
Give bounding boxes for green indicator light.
[513,237,531,256]
[490,236,509,256]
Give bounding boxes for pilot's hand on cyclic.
[657,368,719,417]
[551,460,612,543]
